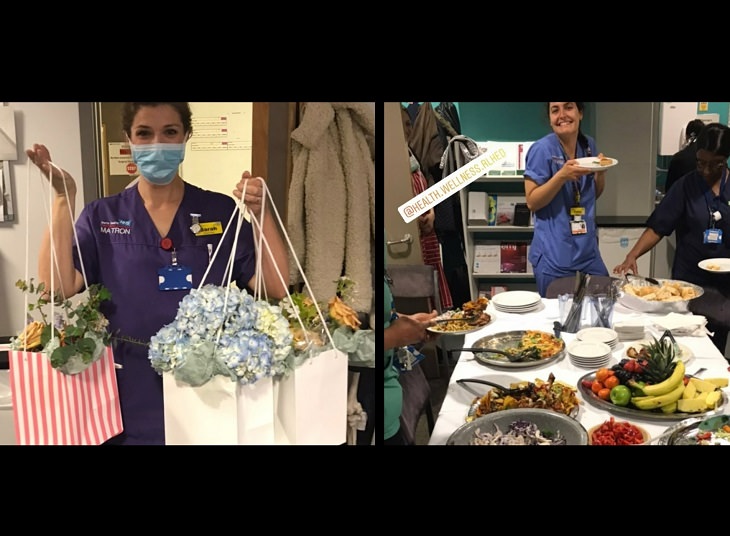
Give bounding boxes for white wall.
[0,102,84,337]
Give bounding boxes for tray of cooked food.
[466,372,580,422]
[618,277,704,314]
[465,330,565,368]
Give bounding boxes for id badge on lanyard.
[565,144,589,236]
[703,171,726,244]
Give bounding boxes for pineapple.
[641,335,678,385]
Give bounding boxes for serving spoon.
[456,377,532,396]
[625,273,661,286]
[451,346,539,363]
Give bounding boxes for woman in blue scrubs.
[524,102,610,296]
[614,123,730,357]
[26,102,290,444]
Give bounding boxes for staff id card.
[704,228,723,244]
[158,264,193,291]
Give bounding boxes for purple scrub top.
[72,182,256,445]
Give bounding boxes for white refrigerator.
[598,227,652,277]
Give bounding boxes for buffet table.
[428,298,729,445]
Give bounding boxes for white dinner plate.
[567,340,612,359]
[625,339,694,364]
[698,258,730,273]
[574,156,618,170]
[427,311,495,336]
[491,291,541,308]
[576,327,619,346]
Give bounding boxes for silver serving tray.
[658,415,730,445]
[617,278,704,314]
[470,330,565,369]
[577,370,726,421]
[448,408,588,445]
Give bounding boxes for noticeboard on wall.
[180,102,253,196]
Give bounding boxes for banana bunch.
[328,296,361,330]
[630,360,686,411]
[16,320,45,350]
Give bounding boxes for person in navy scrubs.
[524,102,611,296]
[26,102,290,444]
[614,122,730,358]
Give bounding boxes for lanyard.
[703,168,727,226]
[559,140,592,205]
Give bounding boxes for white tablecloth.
[428,298,729,445]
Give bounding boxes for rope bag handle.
[199,177,337,352]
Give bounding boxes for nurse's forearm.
[625,228,662,263]
[253,211,289,299]
[595,171,606,198]
[38,194,82,299]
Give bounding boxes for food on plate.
[592,156,614,166]
[622,280,698,302]
[469,372,579,420]
[471,420,567,445]
[589,417,648,445]
[430,297,491,333]
[706,263,721,271]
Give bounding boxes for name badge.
[704,228,723,244]
[158,264,193,291]
[571,220,587,235]
[195,222,223,236]
[570,206,585,217]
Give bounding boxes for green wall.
[457,102,596,141]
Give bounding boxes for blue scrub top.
[524,133,605,274]
[647,169,730,288]
[72,182,256,445]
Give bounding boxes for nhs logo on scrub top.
[100,219,132,235]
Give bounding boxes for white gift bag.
[274,347,349,445]
[163,374,275,445]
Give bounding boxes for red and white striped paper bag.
[8,346,123,445]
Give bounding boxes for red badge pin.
[160,237,173,251]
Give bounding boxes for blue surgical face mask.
[129,142,187,185]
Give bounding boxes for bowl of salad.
[446,408,588,445]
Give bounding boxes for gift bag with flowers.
[149,177,297,445]
[275,276,370,445]
[8,162,123,445]
[149,283,292,445]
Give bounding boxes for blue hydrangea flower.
[148,284,293,386]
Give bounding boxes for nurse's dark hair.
[695,122,730,158]
[546,102,590,152]
[121,102,193,137]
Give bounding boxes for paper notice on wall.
[0,107,17,161]
[0,165,4,220]
[108,142,134,175]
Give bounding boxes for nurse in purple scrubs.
[26,102,290,445]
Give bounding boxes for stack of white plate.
[576,327,619,350]
[567,340,613,368]
[612,321,646,341]
[491,291,542,313]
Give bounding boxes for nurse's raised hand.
[26,143,77,197]
[233,170,266,218]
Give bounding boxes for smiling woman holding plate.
[524,102,615,297]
